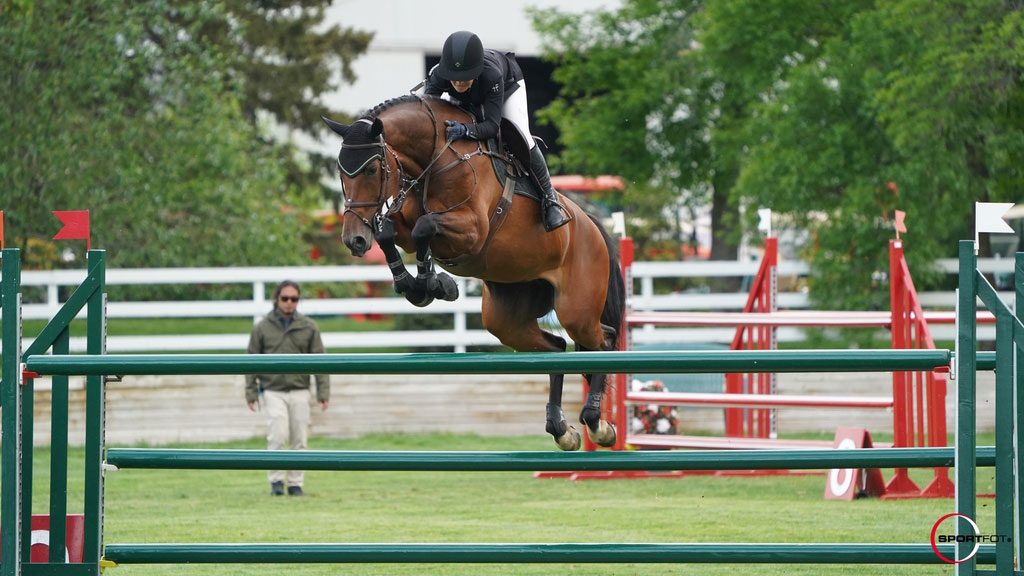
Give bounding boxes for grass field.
[18,432,998,575]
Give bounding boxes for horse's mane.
[361,94,446,121]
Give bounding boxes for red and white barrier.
[564,236,957,498]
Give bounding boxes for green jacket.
[245,310,329,403]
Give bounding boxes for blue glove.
[445,120,470,140]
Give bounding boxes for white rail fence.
[6,258,1013,353]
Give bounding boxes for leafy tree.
[530,1,731,262]
[721,0,1024,307]
[0,1,372,273]
[534,0,1023,310]
[153,0,373,212]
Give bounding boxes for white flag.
[976,202,1014,234]
[975,202,1014,247]
[757,208,772,236]
[611,211,626,238]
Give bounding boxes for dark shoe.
[270,481,284,496]
[528,146,571,231]
[287,486,304,497]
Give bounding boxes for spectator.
[245,280,329,496]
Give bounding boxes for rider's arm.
[459,69,503,141]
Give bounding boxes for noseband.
[337,97,487,234]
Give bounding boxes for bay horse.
[322,94,625,451]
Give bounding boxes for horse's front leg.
[411,214,458,302]
[374,216,431,307]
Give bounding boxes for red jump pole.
[613,237,633,451]
[885,239,922,497]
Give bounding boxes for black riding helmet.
[437,31,484,81]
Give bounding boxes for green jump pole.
[1,249,22,576]
[956,239,977,576]
[1017,251,1024,572]
[102,542,997,565]
[105,446,997,472]
[83,250,106,568]
[26,349,952,377]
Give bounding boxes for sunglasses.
[279,296,300,303]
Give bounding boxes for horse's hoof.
[586,420,616,448]
[404,290,434,307]
[435,272,459,301]
[554,425,581,451]
[421,273,459,302]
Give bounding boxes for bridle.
[336,96,494,234]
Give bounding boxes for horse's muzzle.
[344,233,371,258]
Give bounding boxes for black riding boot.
[529,146,571,231]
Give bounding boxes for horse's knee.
[411,215,440,247]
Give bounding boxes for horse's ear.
[370,118,384,138]
[321,115,349,137]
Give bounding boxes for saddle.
[486,118,543,203]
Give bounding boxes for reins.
[338,96,507,233]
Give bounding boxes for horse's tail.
[589,213,626,351]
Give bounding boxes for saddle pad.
[488,140,541,203]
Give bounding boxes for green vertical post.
[1015,251,1024,571]
[82,250,106,568]
[1,249,22,576]
[48,327,70,563]
[956,240,977,576]
[18,353,32,566]
[994,310,1013,574]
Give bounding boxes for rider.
[423,30,571,232]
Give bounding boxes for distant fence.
[5,257,1015,353]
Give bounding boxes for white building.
[323,0,619,112]
[315,0,620,155]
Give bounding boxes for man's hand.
[248,401,258,412]
[320,400,329,412]
[445,120,469,140]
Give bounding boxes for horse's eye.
[366,164,378,176]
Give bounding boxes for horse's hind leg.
[546,356,581,452]
[578,363,617,448]
[482,281,580,451]
[556,287,619,448]
[579,326,620,447]
[410,214,458,302]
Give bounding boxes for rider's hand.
[445,120,470,141]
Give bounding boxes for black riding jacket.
[424,49,524,141]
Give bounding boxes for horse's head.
[322,115,388,257]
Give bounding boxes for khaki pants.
[263,388,311,487]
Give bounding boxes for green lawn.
[16,432,1000,575]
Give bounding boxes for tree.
[153,1,373,212]
[534,0,1023,311]
[719,0,1024,307]
[530,1,730,261]
[0,1,371,271]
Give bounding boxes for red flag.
[894,210,907,235]
[53,210,90,250]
